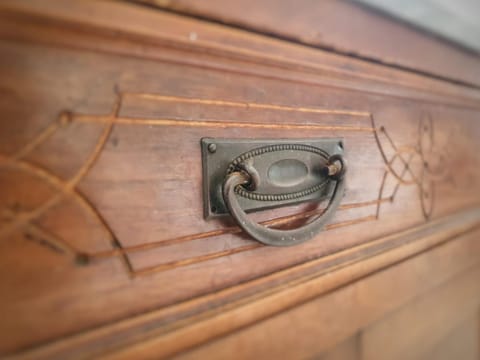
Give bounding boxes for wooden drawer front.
[0,1,479,357]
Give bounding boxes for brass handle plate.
[201,138,346,246]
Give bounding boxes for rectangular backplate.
[201,138,344,219]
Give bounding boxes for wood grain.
[26,217,477,359]
[317,335,361,360]
[292,280,480,360]
[173,239,480,359]
[360,269,480,360]
[135,0,480,87]
[422,313,480,360]
[0,0,479,358]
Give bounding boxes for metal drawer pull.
[222,152,346,246]
[201,138,346,246]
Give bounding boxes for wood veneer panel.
[1,0,480,107]
[317,335,361,360]
[360,271,480,360]
[410,313,479,360]
[316,282,480,360]
[92,223,480,359]
[135,0,480,87]
[0,1,479,357]
[173,241,480,360]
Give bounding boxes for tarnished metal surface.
[222,152,346,246]
[201,138,344,218]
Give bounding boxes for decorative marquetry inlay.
[1,90,452,277]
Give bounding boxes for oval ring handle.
[223,155,346,246]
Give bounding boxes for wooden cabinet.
[0,1,479,358]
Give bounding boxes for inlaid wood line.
[0,89,378,279]
[370,113,439,220]
[0,90,379,278]
[391,153,416,200]
[158,237,480,360]
[376,171,390,220]
[127,48,480,111]
[18,210,480,359]
[90,200,386,261]
[116,215,379,277]
[129,217,379,278]
[9,116,63,160]
[0,156,134,270]
[132,30,480,104]
[420,177,435,221]
[0,89,445,277]
[0,158,114,244]
[74,114,375,132]
[375,152,415,221]
[1,15,480,111]
[384,153,418,186]
[102,111,441,274]
[124,92,372,118]
[0,121,111,240]
[88,204,383,276]
[2,208,78,256]
[133,244,263,277]
[0,91,135,274]
[380,125,422,185]
[3,7,479,108]
[420,114,434,153]
[377,129,421,185]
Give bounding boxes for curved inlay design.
[0,90,450,277]
[373,114,447,220]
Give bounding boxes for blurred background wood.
[356,0,480,53]
[136,0,480,87]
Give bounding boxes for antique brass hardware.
[201,138,346,246]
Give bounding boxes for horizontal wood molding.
[173,240,480,359]
[0,1,479,358]
[134,0,480,87]
[1,0,480,107]
[11,211,480,359]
